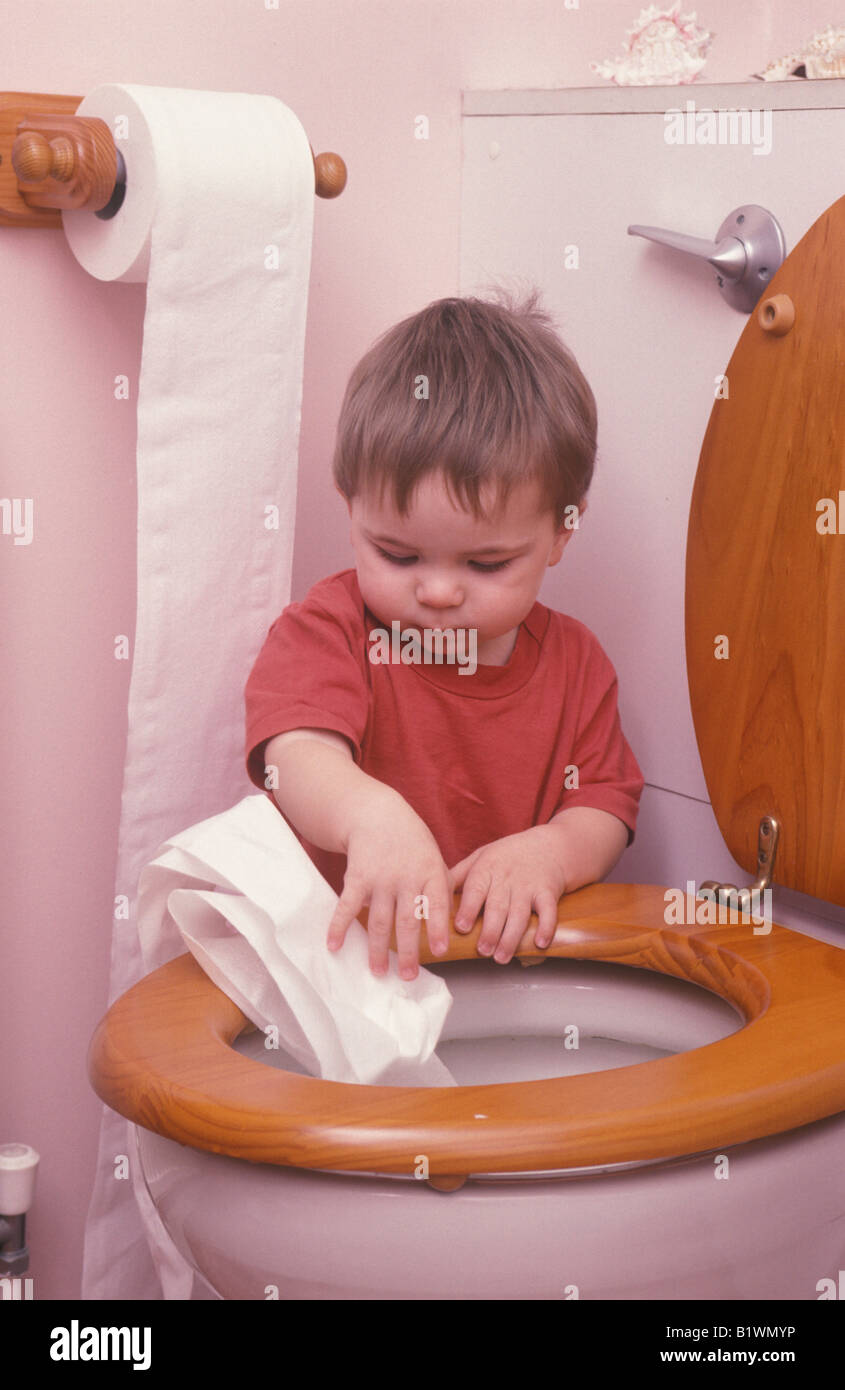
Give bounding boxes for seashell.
[590,4,713,86]
[754,25,845,81]
[752,52,804,82]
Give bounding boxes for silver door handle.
[628,204,786,313]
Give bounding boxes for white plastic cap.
[0,1143,40,1215]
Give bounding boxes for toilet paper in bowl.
[137,793,455,1086]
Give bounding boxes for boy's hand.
[450,826,568,964]
[327,791,453,980]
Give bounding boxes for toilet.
[89,195,845,1300]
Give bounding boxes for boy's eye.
[374,546,511,573]
[375,547,416,566]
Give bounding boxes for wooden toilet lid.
[686,194,845,906]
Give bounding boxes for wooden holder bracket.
[0,90,346,229]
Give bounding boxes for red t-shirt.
[244,568,644,896]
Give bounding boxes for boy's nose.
[414,576,464,610]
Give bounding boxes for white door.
[460,79,845,927]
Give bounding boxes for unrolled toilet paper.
[75,84,317,1300]
[137,794,455,1087]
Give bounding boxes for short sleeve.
[552,638,644,845]
[244,592,370,789]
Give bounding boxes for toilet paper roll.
[63,85,156,281]
[64,83,313,283]
[75,83,316,1302]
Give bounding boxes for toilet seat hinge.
[699,815,780,913]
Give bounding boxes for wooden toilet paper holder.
[0,90,347,228]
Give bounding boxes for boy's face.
[343,473,580,665]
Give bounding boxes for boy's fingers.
[532,889,561,950]
[492,896,533,963]
[326,889,363,951]
[327,863,456,977]
[455,871,490,936]
[448,856,469,888]
[448,851,480,892]
[477,888,511,956]
[423,878,452,955]
[365,889,396,976]
[393,888,421,980]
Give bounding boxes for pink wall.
[3,0,839,1299]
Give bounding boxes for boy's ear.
[549,499,587,565]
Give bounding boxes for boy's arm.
[543,805,630,893]
[262,728,398,852]
[263,729,453,972]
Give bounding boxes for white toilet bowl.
[91,882,845,1299]
[130,949,845,1300]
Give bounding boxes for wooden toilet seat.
[88,882,845,1179]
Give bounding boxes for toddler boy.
[245,293,643,980]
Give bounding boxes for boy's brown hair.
[332,290,597,529]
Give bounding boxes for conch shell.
[590,4,713,86]
[754,25,845,80]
